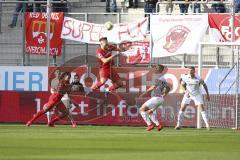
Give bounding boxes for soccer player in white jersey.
[175,66,211,130]
[139,64,171,131]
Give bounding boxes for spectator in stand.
[52,0,68,12]
[71,74,84,93]
[235,0,240,13]
[8,0,28,28]
[144,0,159,13]
[128,0,138,8]
[211,0,226,13]
[106,0,117,12]
[34,0,47,12]
[178,0,189,14]
[165,0,173,14]
[192,0,201,13]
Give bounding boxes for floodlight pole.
[46,0,51,66]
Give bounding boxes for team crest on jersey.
[163,25,190,53]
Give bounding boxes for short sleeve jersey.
[181,74,204,96]
[151,75,168,97]
[96,45,117,69]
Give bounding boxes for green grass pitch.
[0,124,239,160]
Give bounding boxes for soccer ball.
[104,21,113,30]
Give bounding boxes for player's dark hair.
[154,64,165,72]
[99,37,108,42]
[60,72,71,80]
[185,66,195,70]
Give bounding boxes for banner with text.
[25,12,64,56]
[61,17,148,44]
[151,15,208,57]
[120,41,150,64]
[0,66,48,91]
[0,91,236,128]
[209,14,240,42]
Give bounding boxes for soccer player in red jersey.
[91,37,129,92]
[26,72,73,127]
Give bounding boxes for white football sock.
[140,111,151,126]
[46,111,52,123]
[176,110,184,127]
[148,111,159,126]
[68,113,75,124]
[201,111,210,128]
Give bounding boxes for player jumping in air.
[175,66,211,130]
[139,65,171,131]
[91,37,129,93]
[26,72,73,127]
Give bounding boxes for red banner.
[208,14,240,42]
[0,91,195,126]
[25,12,64,56]
[0,91,235,128]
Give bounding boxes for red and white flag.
[208,14,240,42]
[25,12,64,56]
[151,15,208,57]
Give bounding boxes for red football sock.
[109,84,120,92]
[50,114,67,124]
[29,109,46,123]
[92,81,104,90]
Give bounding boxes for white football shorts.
[143,96,164,110]
[181,93,204,105]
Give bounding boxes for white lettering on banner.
[70,70,180,94]
[61,17,148,44]
[0,67,48,91]
[221,26,240,41]
[129,72,140,92]
[26,46,59,55]
[117,100,127,116]
[184,105,196,119]
[29,12,60,20]
[79,101,88,116]
[32,97,235,121]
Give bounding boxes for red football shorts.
[99,68,120,82]
[44,93,63,110]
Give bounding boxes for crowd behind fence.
[0,0,238,68]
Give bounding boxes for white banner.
[0,67,48,91]
[61,17,148,44]
[151,15,208,57]
[121,41,150,64]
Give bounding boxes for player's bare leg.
[62,99,77,128]
[198,104,211,131]
[175,104,187,130]
[46,111,52,125]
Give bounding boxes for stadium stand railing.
[0,0,236,67]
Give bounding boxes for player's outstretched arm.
[203,82,210,101]
[116,44,130,52]
[98,52,120,64]
[139,85,155,97]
